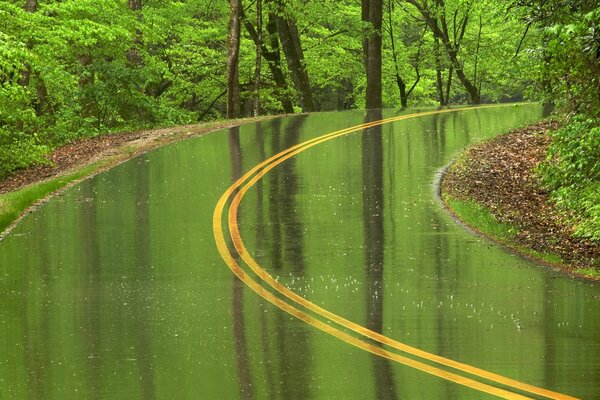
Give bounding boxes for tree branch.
[303,30,349,52]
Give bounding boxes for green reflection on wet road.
[1,104,598,399]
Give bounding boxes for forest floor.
[441,120,600,280]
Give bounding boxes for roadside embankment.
[440,120,600,280]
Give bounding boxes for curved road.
[214,106,576,399]
[1,104,599,399]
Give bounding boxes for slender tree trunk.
[363,0,383,109]
[388,3,424,109]
[450,56,479,103]
[253,0,262,116]
[473,14,483,88]
[274,1,315,112]
[407,0,480,104]
[24,0,38,12]
[434,37,446,106]
[127,0,143,66]
[445,65,453,104]
[265,16,295,113]
[388,0,407,108]
[438,20,479,103]
[397,77,407,108]
[226,0,242,118]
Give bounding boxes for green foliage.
[518,1,600,241]
[0,0,595,188]
[0,130,48,180]
[540,6,600,115]
[540,115,600,240]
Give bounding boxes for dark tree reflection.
[268,116,313,399]
[131,160,157,400]
[362,109,398,400]
[228,126,254,400]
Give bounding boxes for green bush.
[540,115,600,240]
[0,130,49,180]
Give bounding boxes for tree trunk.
[243,14,294,113]
[363,0,383,109]
[253,0,262,116]
[127,0,143,66]
[274,2,315,112]
[362,0,369,66]
[397,76,407,108]
[24,0,38,13]
[387,2,423,109]
[445,65,453,104]
[388,0,406,108]
[226,0,242,118]
[450,57,479,103]
[438,17,479,103]
[434,37,446,106]
[473,15,483,88]
[407,0,480,104]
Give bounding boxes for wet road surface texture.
[1,104,599,399]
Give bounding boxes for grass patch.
[0,161,107,235]
[523,248,563,265]
[445,195,564,266]
[446,197,518,241]
[578,268,600,279]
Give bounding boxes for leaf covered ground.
[442,120,600,277]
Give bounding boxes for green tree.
[518,0,600,240]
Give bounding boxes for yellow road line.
[215,196,532,399]
[214,105,578,399]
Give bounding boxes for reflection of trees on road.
[266,115,308,272]
[362,109,398,400]
[79,183,102,400]
[228,126,254,400]
[230,117,313,399]
[131,161,157,400]
[22,212,51,399]
[254,122,277,400]
[268,115,313,399]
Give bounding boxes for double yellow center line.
[213,105,578,399]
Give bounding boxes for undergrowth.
[539,115,600,241]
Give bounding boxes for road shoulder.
[440,120,600,280]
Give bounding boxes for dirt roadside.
[0,116,281,195]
